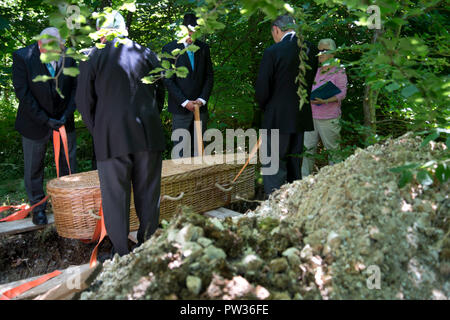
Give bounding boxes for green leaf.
[149,67,165,74]
[161,60,171,69]
[175,66,189,78]
[55,87,65,99]
[401,84,419,98]
[186,45,200,53]
[390,163,420,173]
[165,70,175,79]
[32,75,53,82]
[421,132,440,147]
[435,164,448,183]
[171,48,181,56]
[120,2,136,12]
[385,82,401,92]
[398,170,413,188]
[446,135,450,149]
[39,52,61,64]
[416,169,433,186]
[142,76,156,84]
[95,43,106,49]
[62,67,80,77]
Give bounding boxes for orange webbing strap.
[232,135,263,183]
[88,205,107,268]
[0,126,71,223]
[53,125,72,178]
[0,270,62,300]
[0,196,49,222]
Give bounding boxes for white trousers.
[301,117,341,177]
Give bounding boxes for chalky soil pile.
[81,133,449,300]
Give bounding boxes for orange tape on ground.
[1,125,71,223]
[0,270,62,300]
[0,196,49,222]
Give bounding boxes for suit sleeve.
[64,58,78,118]
[146,49,165,113]
[199,44,214,103]
[255,49,274,110]
[161,44,188,107]
[12,51,49,125]
[75,58,96,134]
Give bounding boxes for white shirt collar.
[281,31,296,41]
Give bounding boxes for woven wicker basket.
[47,154,255,239]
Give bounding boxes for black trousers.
[96,150,162,256]
[22,130,77,213]
[262,131,304,195]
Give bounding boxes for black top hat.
[183,13,198,29]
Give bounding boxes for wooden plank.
[0,214,54,236]
[128,231,138,244]
[0,275,42,295]
[216,207,241,217]
[203,207,241,219]
[34,263,102,300]
[0,263,101,300]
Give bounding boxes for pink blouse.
[310,66,347,120]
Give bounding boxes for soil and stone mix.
[75,133,448,299]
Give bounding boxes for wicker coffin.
[47,154,255,239]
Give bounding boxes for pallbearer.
[12,27,78,225]
[76,11,166,259]
[255,15,318,195]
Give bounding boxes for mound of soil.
[80,133,449,300]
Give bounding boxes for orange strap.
[0,126,70,223]
[87,205,107,268]
[0,270,62,300]
[53,125,72,178]
[232,135,263,183]
[0,196,49,222]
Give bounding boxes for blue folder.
[310,81,341,104]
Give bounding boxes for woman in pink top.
[301,38,348,177]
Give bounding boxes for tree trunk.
[363,29,383,135]
[363,85,378,132]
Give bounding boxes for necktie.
[187,50,194,71]
[46,63,55,77]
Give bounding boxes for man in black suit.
[162,13,214,158]
[12,27,77,225]
[76,11,166,257]
[255,15,317,195]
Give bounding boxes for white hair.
[96,10,127,33]
[318,38,336,50]
[39,27,61,44]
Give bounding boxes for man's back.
[256,35,316,133]
[76,38,165,161]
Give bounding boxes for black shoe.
[98,248,116,263]
[32,210,48,225]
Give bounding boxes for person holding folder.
[301,38,348,177]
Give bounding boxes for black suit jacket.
[255,35,317,133]
[12,43,77,139]
[162,39,214,114]
[75,38,166,161]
